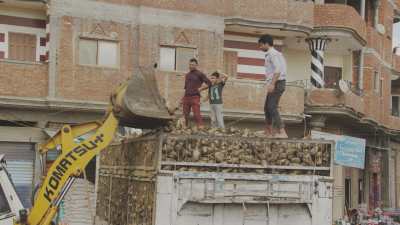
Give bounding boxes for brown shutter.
[9,32,36,61]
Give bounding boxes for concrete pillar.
[306,38,330,88]
[310,115,327,131]
[389,150,396,208]
[373,0,381,28]
[47,10,60,99]
[333,165,345,222]
[359,48,364,90]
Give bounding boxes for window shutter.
[79,39,97,65]
[159,47,176,71]
[9,33,36,61]
[176,47,195,72]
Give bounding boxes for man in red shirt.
[182,58,211,128]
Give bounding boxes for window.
[324,66,342,89]
[159,46,196,71]
[380,79,383,97]
[325,0,361,15]
[79,39,119,68]
[345,178,351,209]
[393,20,400,50]
[358,179,364,204]
[373,71,379,92]
[0,185,11,215]
[8,32,36,62]
[392,96,400,116]
[365,0,378,28]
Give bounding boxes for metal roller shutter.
[0,142,35,207]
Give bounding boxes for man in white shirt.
[258,34,288,138]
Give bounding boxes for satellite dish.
[339,80,350,94]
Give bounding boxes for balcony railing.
[291,79,363,96]
[0,60,48,98]
[156,71,305,120]
[393,54,400,73]
[225,0,314,31]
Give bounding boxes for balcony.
[156,71,305,123]
[0,60,48,98]
[224,0,314,37]
[306,88,365,116]
[389,116,400,132]
[313,4,367,52]
[305,87,400,132]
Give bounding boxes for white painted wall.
[0,6,46,20]
[282,49,310,82]
[282,49,353,83]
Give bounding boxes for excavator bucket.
[113,67,173,129]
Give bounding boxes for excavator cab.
[11,67,173,225]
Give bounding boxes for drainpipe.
[360,0,366,19]
[359,48,365,91]
[373,0,381,28]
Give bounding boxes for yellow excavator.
[1,67,173,225]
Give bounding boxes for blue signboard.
[311,130,366,169]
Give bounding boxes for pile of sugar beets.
[160,122,331,173]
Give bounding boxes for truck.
[0,154,25,225]
[95,130,335,225]
[0,66,334,225]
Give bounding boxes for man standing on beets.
[182,58,211,129]
[258,34,288,138]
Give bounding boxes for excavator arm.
[22,112,119,225]
[13,67,172,225]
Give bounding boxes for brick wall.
[56,16,135,101]
[96,0,314,28]
[96,0,225,16]
[56,16,224,102]
[314,4,367,41]
[361,54,392,126]
[0,61,48,98]
[226,0,313,26]
[367,27,384,56]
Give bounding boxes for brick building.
[0,0,400,222]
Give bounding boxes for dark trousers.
[182,96,203,127]
[264,80,286,129]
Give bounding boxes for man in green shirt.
[206,71,228,128]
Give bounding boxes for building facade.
[0,0,400,222]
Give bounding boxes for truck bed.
[95,132,334,225]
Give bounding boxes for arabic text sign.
[311,131,366,169]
